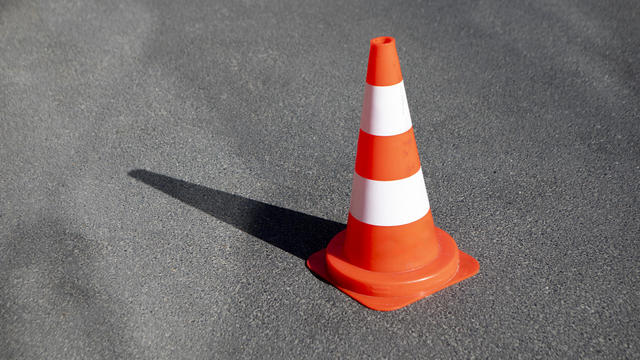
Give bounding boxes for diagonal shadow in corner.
[128,169,345,260]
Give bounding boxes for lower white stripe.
[349,168,430,226]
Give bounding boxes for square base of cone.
[307,242,479,311]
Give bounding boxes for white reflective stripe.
[360,81,412,136]
[349,168,430,226]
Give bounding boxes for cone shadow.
[128,169,344,260]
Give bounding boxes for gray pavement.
[1,0,639,358]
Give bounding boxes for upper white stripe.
[349,168,430,226]
[360,81,413,136]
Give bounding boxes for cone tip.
[370,36,395,47]
[366,36,403,86]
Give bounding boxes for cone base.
[307,228,479,311]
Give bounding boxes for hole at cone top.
[371,36,394,45]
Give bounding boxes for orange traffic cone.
[307,36,479,311]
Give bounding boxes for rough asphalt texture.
[1,0,639,358]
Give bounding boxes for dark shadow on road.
[128,169,344,260]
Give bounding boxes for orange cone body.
[307,36,479,311]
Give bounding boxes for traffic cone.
[307,36,479,311]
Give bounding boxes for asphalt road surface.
[1,0,638,358]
